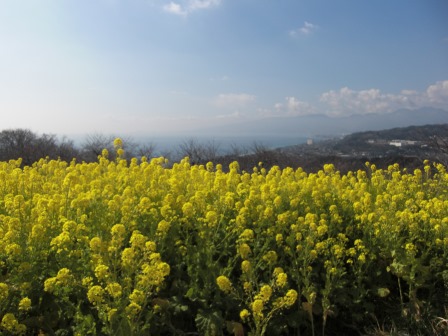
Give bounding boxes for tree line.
[0,128,275,167]
[0,129,163,165]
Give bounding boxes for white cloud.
[274,103,283,111]
[163,2,187,15]
[290,21,318,37]
[163,0,221,16]
[286,97,315,115]
[272,97,315,116]
[320,80,448,116]
[210,81,448,120]
[426,80,448,105]
[214,93,256,107]
[189,0,220,10]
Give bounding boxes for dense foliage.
[0,139,447,335]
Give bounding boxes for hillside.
[211,124,448,173]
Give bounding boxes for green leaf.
[185,287,195,298]
[377,287,390,298]
[112,317,132,336]
[195,309,224,336]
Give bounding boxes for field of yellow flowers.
[0,139,447,335]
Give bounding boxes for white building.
[390,140,402,147]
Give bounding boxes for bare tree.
[0,129,38,164]
[202,139,221,162]
[177,138,221,164]
[250,141,271,156]
[80,133,162,162]
[0,129,80,165]
[429,134,448,166]
[247,141,284,169]
[34,134,59,160]
[55,136,80,162]
[80,133,115,162]
[227,143,249,157]
[135,142,157,160]
[159,149,175,163]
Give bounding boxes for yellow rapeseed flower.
[1,313,26,334]
[129,289,146,305]
[241,260,251,273]
[182,202,194,217]
[238,243,252,259]
[251,299,264,316]
[275,233,283,245]
[106,282,122,299]
[156,220,171,236]
[283,289,298,307]
[18,297,32,311]
[243,281,252,293]
[0,282,8,301]
[239,309,250,321]
[125,302,142,318]
[216,275,232,294]
[87,285,105,305]
[113,138,123,149]
[276,272,288,288]
[94,265,110,281]
[262,250,278,265]
[43,277,57,293]
[258,285,272,303]
[239,229,254,241]
[205,210,218,227]
[111,223,126,237]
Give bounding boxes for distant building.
[389,140,420,147]
[307,138,313,145]
[390,140,402,147]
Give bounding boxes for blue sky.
[1,0,447,136]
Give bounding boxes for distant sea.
[133,135,309,156]
[69,134,309,158]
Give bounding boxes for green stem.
[398,277,404,313]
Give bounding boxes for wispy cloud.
[163,0,221,16]
[214,93,256,107]
[189,0,221,10]
[163,2,187,15]
[289,21,318,37]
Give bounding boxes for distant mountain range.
[194,107,448,139]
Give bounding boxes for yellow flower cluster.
[0,146,446,335]
[216,275,233,294]
[1,313,26,335]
